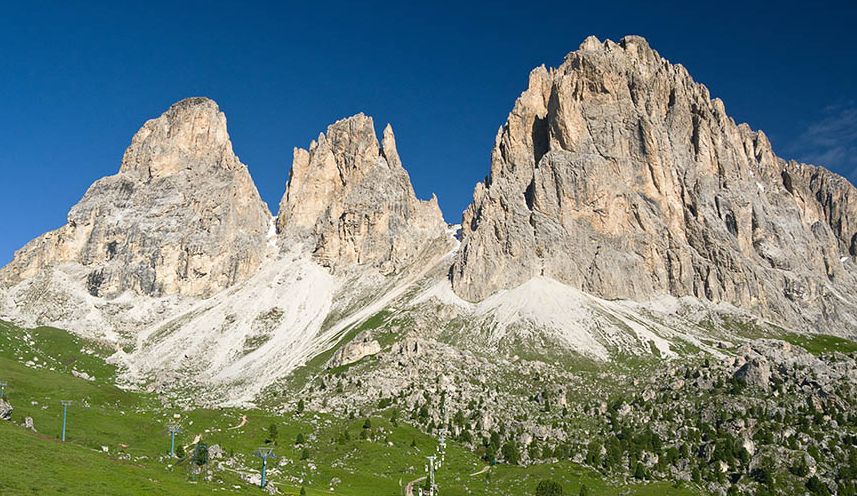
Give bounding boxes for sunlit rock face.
[276,113,451,274]
[452,35,857,333]
[0,97,272,298]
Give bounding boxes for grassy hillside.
[781,332,857,355]
[0,321,704,495]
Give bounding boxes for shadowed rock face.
[0,97,271,297]
[276,113,450,274]
[452,35,857,333]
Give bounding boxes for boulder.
[0,398,12,420]
[328,333,382,368]
[734,357,772,389]
[208,444,225,459]
[21,416,35,432]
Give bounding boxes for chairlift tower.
[254,447,276,488]
[168,424,182,457]
[425,455,438,496]
[60,400,72,442]
[437,431,447,468]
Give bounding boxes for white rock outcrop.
[328,332,382,368]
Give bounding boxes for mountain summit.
[1,97,271,300]
[451,35,857,332]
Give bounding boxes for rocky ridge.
[1,36,856,410]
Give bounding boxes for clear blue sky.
[2,1,856,265]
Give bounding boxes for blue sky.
[1,1,856,265]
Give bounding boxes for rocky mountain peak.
[0,97,271,299]
[119,97,237,180]
[277,114,450,273]
[452,35,857,332]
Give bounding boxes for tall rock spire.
[276,113,449,273]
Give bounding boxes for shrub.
[534,479,563,496]
[806,476,830,496]
[502,442,520,465]
[192,443,208,466]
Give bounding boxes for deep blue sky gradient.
[2,1,856,265]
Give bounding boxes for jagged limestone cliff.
[276,113,450,274]
[451,35,857,333]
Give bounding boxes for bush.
[502,441,520,465]
[751,466,772,485]
[791,457,810,477]
[336,431,350,444]
[268,423,278,445]
[534,479,563,496]
[192,443,209,466]
[633,462,646,480]
[806,476,830,496]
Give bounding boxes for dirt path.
[404,476,426,496]
[228,415,248,430]
[182,433,202,451]
[469,465,490,477]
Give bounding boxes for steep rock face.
[452,35,857,332]
[277,113,450,273]
[0,97,271,298]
